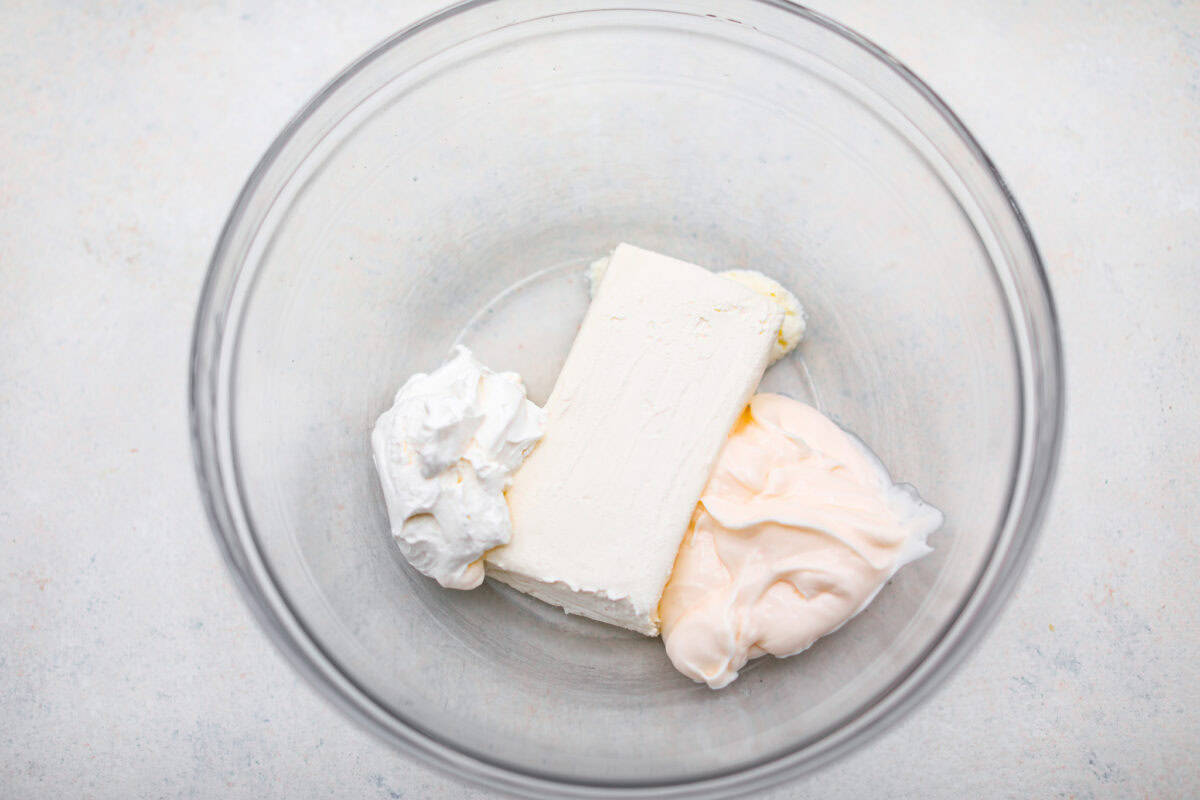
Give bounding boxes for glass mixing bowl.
[190,0,1063,795]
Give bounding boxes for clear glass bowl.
[190,1,1063,796]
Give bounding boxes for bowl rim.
[189,1,1064,796]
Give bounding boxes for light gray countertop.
[2,1,1197,797]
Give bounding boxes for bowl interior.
[218,2,1028,788]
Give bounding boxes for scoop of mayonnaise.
[659,393,942,688]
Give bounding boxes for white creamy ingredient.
[488,243,782,634]
[587,256,804,363]
[371,346,545,590]
[719,270,805,363]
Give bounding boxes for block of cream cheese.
[486,243,783,634]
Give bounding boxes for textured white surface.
[1,1,1197,798]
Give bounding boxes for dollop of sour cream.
[371,346,545,589]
